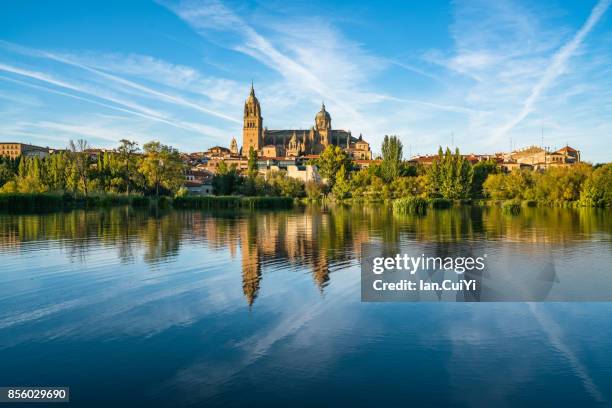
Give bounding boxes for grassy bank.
[0,193,294,213]
[0,193,147,212]
[173,195,294,210]
[392,197,428,215]
[391,196,580,216]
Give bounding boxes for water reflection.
[0,205,610,307]
[1,206,612,406]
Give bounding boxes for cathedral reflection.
[1,205,609,307]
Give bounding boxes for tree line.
[308,136,609,207]
[1,136,610,208]
[311,138,498,202]
[0,139,184,197]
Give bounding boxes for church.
[240,84,372,160]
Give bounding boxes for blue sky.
[0,0,611,162]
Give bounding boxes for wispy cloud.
[495,0,611,138]
[0,1,610,160]
[415,0,612,156]
[0,40,241,123]
[159,0,390,127]
[0,63,180,124]
[0,51,234,146]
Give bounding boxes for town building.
[502,145,580,170]
[409,145,580,172]
[205,146,232,159]
[286,165,321,183]
[184,169,214,195]
[0,143,49,159]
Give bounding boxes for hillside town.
[0,86,583,196]
[0,140,583,196]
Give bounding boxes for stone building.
[0,142,49,159]
[504,145,581,170]
[241,84,372,159]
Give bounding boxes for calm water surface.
[0,205,611,407]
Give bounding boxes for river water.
[0,205,611,407]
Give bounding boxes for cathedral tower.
[242,83,263,157]
[315,102,331,146]
[230,137,238,155]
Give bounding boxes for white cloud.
[0,59,230,147]
[494,0,612,138]
[159,0,393,132]
[0,1,610,160]
[416,0,612,158]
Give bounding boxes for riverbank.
[327,196,604,209]
[0,193,294,213]
[1,191,606,214]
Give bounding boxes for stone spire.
[243,82,263,156]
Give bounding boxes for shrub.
[502,199,522,215]
[579,163,611,207]
[305,181,324,201]
[393,197,428,215]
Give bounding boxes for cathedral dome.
[315,102,331,130]
[315,102,331,121]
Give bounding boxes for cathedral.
[241,84,372,160]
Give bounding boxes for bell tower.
[315,102,332,146]
[242,83,263,157]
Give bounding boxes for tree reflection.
[0,205,610,307]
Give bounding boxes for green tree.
[315,145,352,188]
[532,163,591,203]
[0,162,14,187]
[212,160,241,195]
[390,176,427,198]
[482,173,507,199]
[483,170,535,200]
[138,141,185,196]
[332,164,351,200]
[46,153,69,191]
[380,135,403,183]
[426,147,473,199]
[471,159,498,197]
[11,156,46,193]
[117,139,140,195]
[305,181,324,200]
[247,146,258,179]
[266,171,305,197]
[580,163,612,207]
[68,139,91,196]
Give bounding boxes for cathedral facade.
[241,85,372,160]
